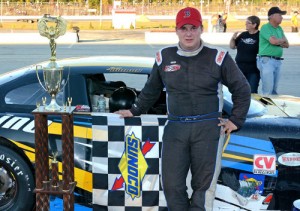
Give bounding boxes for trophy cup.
[36,15,67,111]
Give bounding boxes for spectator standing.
[115,7,251,211]
[217,14,224,32]
[211,13,218,32]
[257,6,289,95]
[291,11,299,32]
[230,16,261,93]
[222,12,228,32]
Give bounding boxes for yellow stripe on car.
[222,153,253,162]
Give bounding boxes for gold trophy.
[36,14,67,111]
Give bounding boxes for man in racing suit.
[116,7,251,211]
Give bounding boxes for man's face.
[176,24,202,51]
[270,13,284,25]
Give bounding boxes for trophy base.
[45,100,61,112]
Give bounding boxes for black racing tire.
[0,145,35,211]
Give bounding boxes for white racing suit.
[130,40,251,211]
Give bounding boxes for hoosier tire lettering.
[0,145,35,211]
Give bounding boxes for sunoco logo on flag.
[112,132,155,199]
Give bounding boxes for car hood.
[223,85,300,118]
[252,94,300,118]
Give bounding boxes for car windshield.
[104,73,148,91]
[5,82,64,106]
[223,86,266,117]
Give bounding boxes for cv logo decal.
[112,132,155,199]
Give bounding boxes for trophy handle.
[35,65,47,92]
[60,66,70,92]
[36,65,70,94]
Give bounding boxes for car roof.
[42,56,155,74]
[0,56,155,85]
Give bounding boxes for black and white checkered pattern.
[92,113,168,211]
[91,114,269,211]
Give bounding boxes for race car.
[0,56,299,211]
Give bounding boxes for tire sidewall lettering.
[0,153,24,176]
[0,146,35,210]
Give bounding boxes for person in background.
[222,12,228,32]
[115,7,251,211]
[291,11,299,32]
[257,6,289,95]
[211,13,218,32]
[230,16,261,93]
[217,14,224,32]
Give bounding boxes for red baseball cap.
[176,7,202,28]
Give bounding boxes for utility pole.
[200,0,203,14]
[1,0,2,23]
[99,0,102,28]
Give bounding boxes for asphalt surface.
[77,29,147,43]
[0,29,147,45]
[0,30,299,97]
[2,29,299,45]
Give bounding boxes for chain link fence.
[1,1,299,16]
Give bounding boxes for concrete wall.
[145,32,300,45]
[0,31,299,45]
[0,32,78,44]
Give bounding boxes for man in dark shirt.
[116,7,251,211]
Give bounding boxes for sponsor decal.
[112,133,155,199]
[278,152,300,166]
[239,173,265,195]
[156,52,162,64]
[107,67,142,73]
[253,154,276,175]
[216,50,226,64]
[0,115,52,133]
[164,64,181,72]
[231,173,266,206]
[293,199,300,210]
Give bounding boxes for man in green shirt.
[257,6,289,95]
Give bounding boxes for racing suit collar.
[177,39,204,57]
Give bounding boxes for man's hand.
[114,109,133,118]
[279,37,289,48]
[270,36,289,48]
[218,118,238,135]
